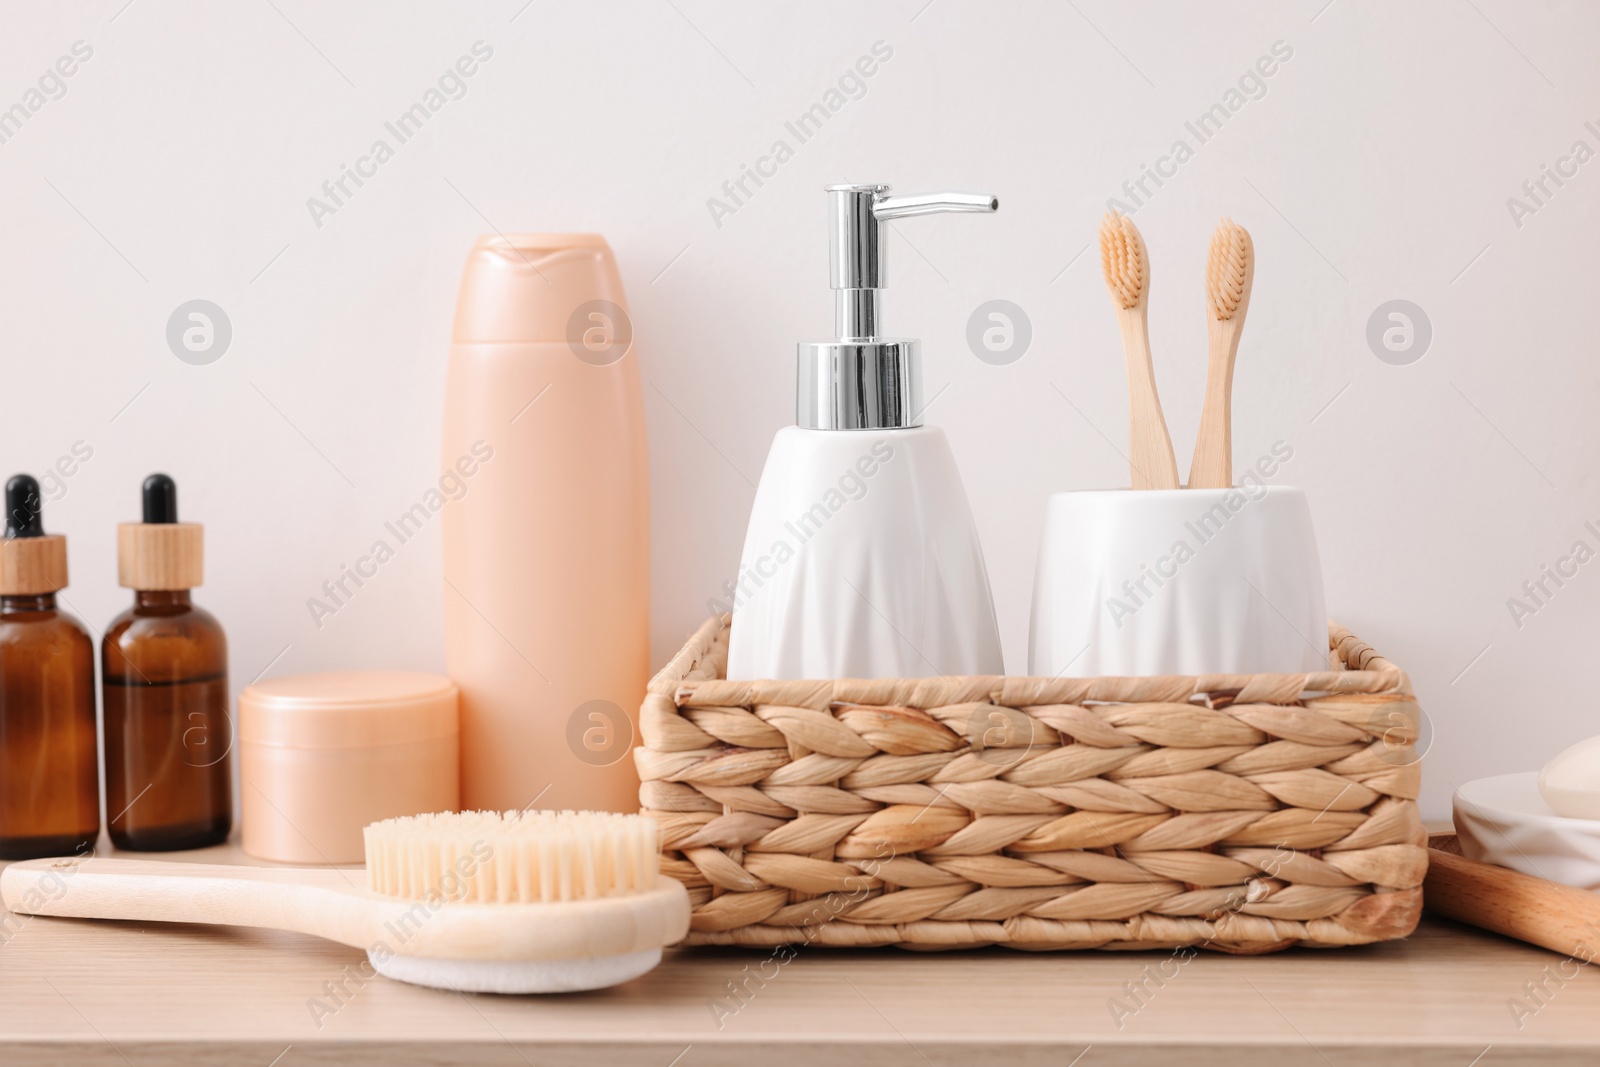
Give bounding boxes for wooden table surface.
[3,839,1598,1066]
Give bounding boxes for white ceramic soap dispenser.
[726,183,1005,680]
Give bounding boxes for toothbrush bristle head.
[1099,211,1147,310]
[1206,217,1253,320]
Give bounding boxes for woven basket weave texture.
[636,616,1424,952]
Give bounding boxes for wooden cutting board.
[1425,832,1600,957]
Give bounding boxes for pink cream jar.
[240,671,459,864]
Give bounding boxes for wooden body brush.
[1188,218,1254,488]
[1098,212,1180,490]
[0,810,689,994]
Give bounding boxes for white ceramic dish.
[1454,772,1600,892]
[1028,485,1327,677]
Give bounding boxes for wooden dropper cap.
[0,474,68,595]
[117,474,203,591]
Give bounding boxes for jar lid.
[240,671,458,750]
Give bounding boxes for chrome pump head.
[797,183,998,430]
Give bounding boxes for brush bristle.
[1099,211,1147,310]
[363,810,659,904]
[1206,217,1252,320]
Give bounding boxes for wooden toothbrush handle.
[0,856,376,950]
[1189,316,1242,489]
[1116,306,1180,490]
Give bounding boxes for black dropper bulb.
[142,473,178,524]
[5,475,44,538]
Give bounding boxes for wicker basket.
[637,616,1424,952]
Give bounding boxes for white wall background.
[3,0,1597,822]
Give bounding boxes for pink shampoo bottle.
[441,234,649,813]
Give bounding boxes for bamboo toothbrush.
[1188,217,1255,489]
[0,810,688,994]
[1099,212,1180,490]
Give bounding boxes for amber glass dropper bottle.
[0,474,99,860]
[102,474,232,851]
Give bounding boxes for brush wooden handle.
[1189,315,1246,488]
[1424,835,1600,957]
[3,857,393,949]
[1115,304,1180,490]
[1,856,690,961]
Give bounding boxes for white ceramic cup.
[1028,486,1329,677]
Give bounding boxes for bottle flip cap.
[450,233,629,347]
[118,473,204,591]
[0,474,68,595]
[797,184,998,430]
